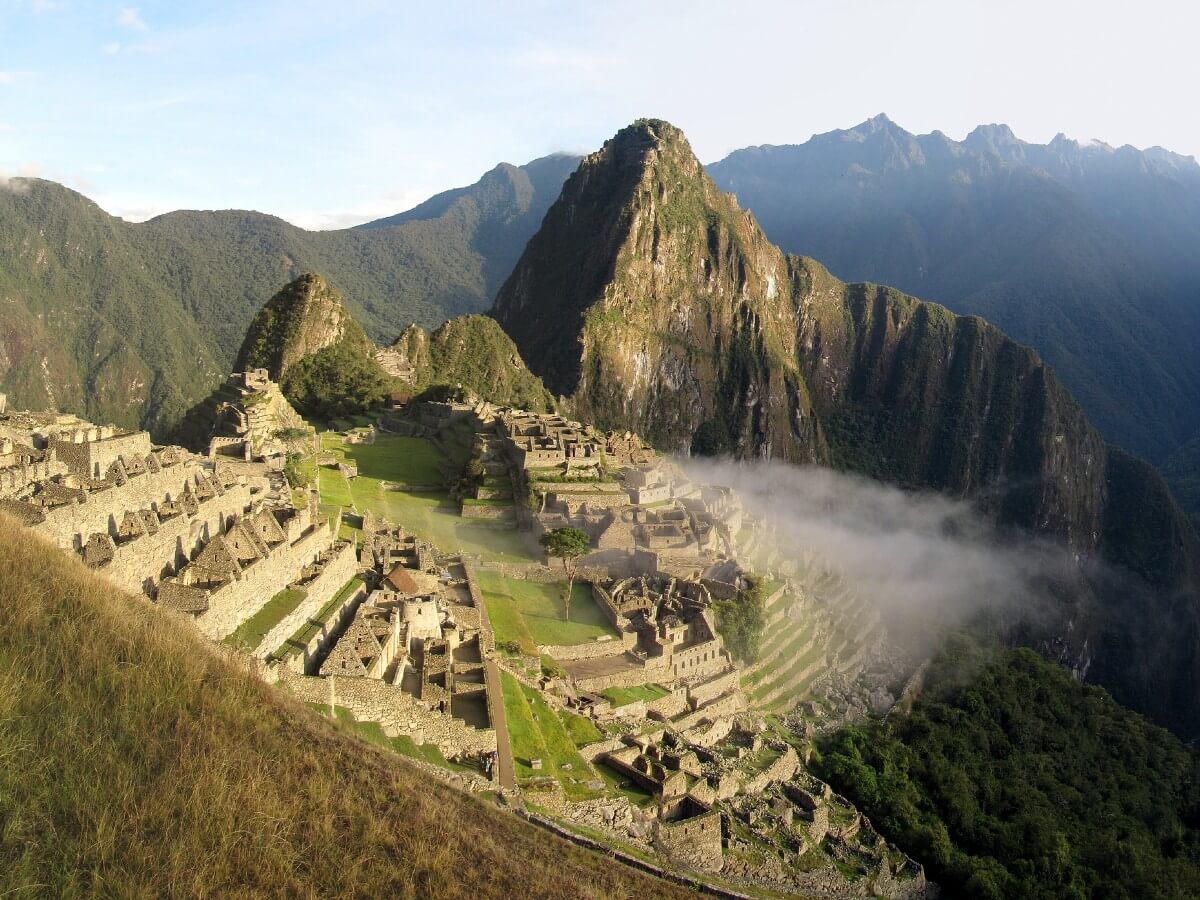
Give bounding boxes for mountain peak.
[234,272,372,380]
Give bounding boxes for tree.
[539,527,590,620]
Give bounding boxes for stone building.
[498,410,605,470]
[156,501,338,640]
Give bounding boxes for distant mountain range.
[707,115,1200,476]
[0,154,577,435]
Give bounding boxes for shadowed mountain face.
[493,118,1200,739]
[0,153,578,436]
[706,115,1200,473]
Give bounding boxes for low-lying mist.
[681,458,1083,656]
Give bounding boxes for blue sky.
[2,0,1197,229]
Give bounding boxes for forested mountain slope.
[0,154,577,435]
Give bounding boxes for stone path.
[484,658,516,790]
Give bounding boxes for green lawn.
[476,571,617,652]
[500,672,598,800]
[559,710,604,747]
[324,432,447,486]
[222,587,308,653]
[317,464,354,515]
[600,683,670,707]
[312,431,538,565]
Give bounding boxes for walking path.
[484,658,516,790]
[463,554,517,791]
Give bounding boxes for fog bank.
[682,459,1081,647]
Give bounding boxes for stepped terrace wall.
[0,457,66,498]
[252,540,359,659]
[36,462,221,552]
[192,526,333,641]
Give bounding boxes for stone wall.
[460,503,515,522]
[252,541,359,659]
[667,638,727,682]
[101,482,255,596]
[193,525,332,640]
[537,635,629,662]
[460,558,494,655]
[0,457,65,498]
[577,736,627,762]
[281,669,496,758]
[574,656,671,693]
[37,462,211,552]
[673,690,746,731]
[653,808,723,872]
[740,746,799,795]
[686,669,740,708]
[646,686,689,720]
[478,560,611,584]
[49,431,152,478]
[275,580,367,675]
[680,716,733,749]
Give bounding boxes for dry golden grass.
[0,514,690,899]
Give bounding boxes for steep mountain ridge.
[706,115,1200,469]
[495,120,1105,547]
[494,118,1200,737]
[0,154,578,435]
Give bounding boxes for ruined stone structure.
[205,369,310,466]
[498,410,605,470]
[157,501,339,640]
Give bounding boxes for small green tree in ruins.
[539,527,590,620]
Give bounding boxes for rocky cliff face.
[235,273,373,380]
[494,120,1105,548]
[493,119,1200,737]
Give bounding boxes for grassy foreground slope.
[0,514,686,899]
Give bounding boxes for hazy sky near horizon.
[2,0,1196,229]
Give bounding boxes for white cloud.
[279,189,434,231]
[0,71,32,85]
[680,459,1084,657]
[32,0,64,11]
[103,42,121,54]
[116,6,149,32]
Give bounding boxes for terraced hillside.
[735,523,883,714]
